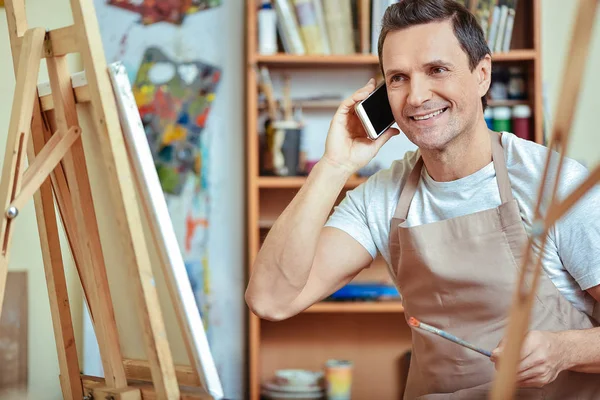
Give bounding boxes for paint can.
[324,359,353,400]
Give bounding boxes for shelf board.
[303,301,404,313]
[254,50,536,67]
[258,98,342,111]
[258,176,367,189]
[255,53,380,67]
[490,49,537,61]
[487,99,530,107]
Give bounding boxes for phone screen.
[362,83,395,135]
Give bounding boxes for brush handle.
[417,320,492,358]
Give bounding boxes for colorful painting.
[108,0,222,25]
[132,47,221,195]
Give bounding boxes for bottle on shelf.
[258,0,278,55]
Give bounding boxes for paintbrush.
[408,317,492,358]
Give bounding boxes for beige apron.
[389,131,600,399]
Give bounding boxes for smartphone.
[354,81,396,140]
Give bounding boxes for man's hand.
[323,78,399,174]
[490,331,568,388]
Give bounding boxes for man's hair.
[377,0,491,109]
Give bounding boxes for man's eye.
[391,75,406,82]
[432,67,447,74]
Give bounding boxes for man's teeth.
[413,108,445,121]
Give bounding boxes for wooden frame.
[0,0,221,399]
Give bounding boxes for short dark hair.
[377,0,491,109]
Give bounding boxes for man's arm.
[245,78,399,321]
[556,284,600,374]
[491,285,600,387]
[245,159,373,321]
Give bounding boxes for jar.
[512,104,532,140]
[492,106,512,132]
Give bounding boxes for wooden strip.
[0,27,45,316]
[490,0,599,398]
[42,109,93,323]
[10,126,81,214]
[69,0,179,397]
[123,359,201,388]
[4,0,28,40]
[40,85,90,112]
[14,25,78,58]
[4,5,85,398]
[0,271,27,391]
[46,55,128,389]
[533,0,543,144]
[246,1,261,399]
[358,0,370,54]
[27,105,83,400]
[82,376,213,400]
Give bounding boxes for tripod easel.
[0,0,219,398]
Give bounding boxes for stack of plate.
[261,369,324,400]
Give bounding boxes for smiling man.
[245,0,600,397]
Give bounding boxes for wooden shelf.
[254,49,536,68]
[487,99,530,107]
[258,98,342,111]
[258,176,367,189]
[304,301,404,313]
[490,49,537,61]
[254,53,380,67]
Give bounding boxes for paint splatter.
[131,46,221,195]
[108,0,222,25]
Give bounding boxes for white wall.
[541,0,600,168]
[0,1,83,399]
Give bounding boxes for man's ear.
[476,54,492,98]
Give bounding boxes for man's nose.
[407,76,432,108]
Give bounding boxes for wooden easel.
[0,0,215,399]
[490,0,599,398]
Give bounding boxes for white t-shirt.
[325,132,600,317]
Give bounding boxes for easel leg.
[28,100,83,400]
[68,0,180,398]
[46,55,128,389]
[0,27,46,316]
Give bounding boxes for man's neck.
[421,119,493,182]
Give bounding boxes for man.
[245,0,600,397]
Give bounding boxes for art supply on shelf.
[261,369,324,399]
[512,104,532,141]
[508,67,527,100]
[258,0,278,55]
[408,317,492,358]
[324,359,353,400]
[492,106,512,133]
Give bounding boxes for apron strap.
[392,131,514,221]
[393,157,423,220]
[491,131,514,203]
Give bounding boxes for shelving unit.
[245,1,543,399]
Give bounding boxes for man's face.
[381,20,491,151]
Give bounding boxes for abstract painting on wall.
[108,0,222,25]
[132,46,221,196]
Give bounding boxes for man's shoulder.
[503,131,587,175]
[502,131,591,200]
